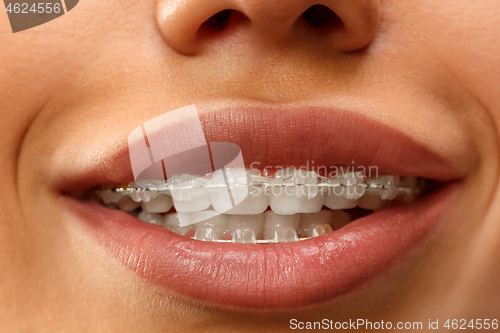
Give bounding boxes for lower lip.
[62,183,458,310]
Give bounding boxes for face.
[1,0,499,331]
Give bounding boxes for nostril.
[302,4,341,28]
[203,9,234,31]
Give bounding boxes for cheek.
[417,1,500,119]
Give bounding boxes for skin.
[0,0,499,331]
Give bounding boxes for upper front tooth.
[324,171,364,210]
[141,193,173,213]
[264,211,299,242]
[227,214,265,243]
[170,174,211,212]
[311,224,333,237]
[269,168,324,214]
[210,169,269,215]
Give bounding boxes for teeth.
[116,196,140,212]
[375,175,400,200]
[164,213,194,235]
[193,214,228,241]
[224,189,269,214]
[169,210,218,227]
[324,171,364,210]
[194,227,219,242]
[269,168,324,214]
[264,211,299,242]
[324,190,358,210]
[338,170,365,199]
[358,190,387,210]
[170,174,211,212]
[137,211,164,226]
[130,189,154,203]
[135,179,168,190]
[400,176,418,203]
[357,175,401,210]
[104,171,422,242]
[231,229,258,243]
[227,214,265,243]
[210,169,268,214]
[140,194,173,213]
[105,203,119,210]
[312,224,333,237]
[299,210,333,237]
[102,191,122,204]
[298,209,351,237]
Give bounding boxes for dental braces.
[97,174,422,199]
[94,174,424,244]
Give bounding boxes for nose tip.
[157,0,380,55]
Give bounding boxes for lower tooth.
[193,214,228,241]
[264,211,299,242]
[137,211,164,226]
[227,215,265,243]
[232,229,257,243]
[299,209,334,237]
[117,196,140,212]
[140,194,173,213]
[357,190,387,210]
[164,213,194,235]
[312,224,333,237]
[194,227,219,241]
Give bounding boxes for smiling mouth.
[59,106,462,310]
[94,170,424,243]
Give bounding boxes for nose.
[157,0,380,55]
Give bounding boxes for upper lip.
[57,104,464,310]
[57,105,464,195]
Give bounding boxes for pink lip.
[62,183,458,309]
[57,107,464,193]
[56,106,463,310]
